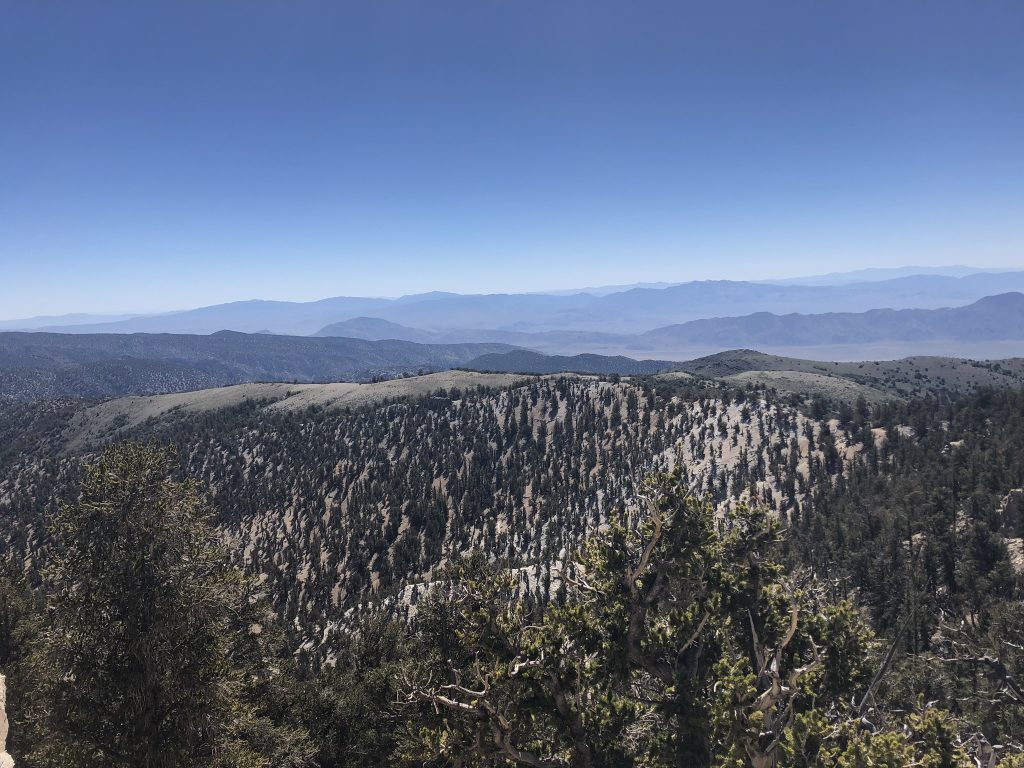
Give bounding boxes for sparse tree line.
[0,380,1022,764]
[1,379,852,661]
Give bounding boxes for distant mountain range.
[4,293,1023,399]
[317,292,1024,358]
[3,270,1024,396]
[641,292,1024,345]
[760,264,1010,286]
[0,331,516,399]
[0,312,143,330]
[8,270,1024,338]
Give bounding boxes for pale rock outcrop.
[0,673,13,768]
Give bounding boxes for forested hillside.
[465,349,672,375]
[676,349,1024,399]
[5,376,817,654]
[1,372,1022,765]
[0,331,517,399]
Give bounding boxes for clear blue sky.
[1,1,1022,318]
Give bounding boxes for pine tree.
[25,443,311,768]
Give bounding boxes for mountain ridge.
[315,293,1024,359]
[0,331,519,399]
[30,271,1024,337]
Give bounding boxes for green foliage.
[20,442,312,768]
[0,564,42,760]
[399,471,961,768]
[303,612,411,768]
[784,706,972,768]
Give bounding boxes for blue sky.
[1,1,1022,318]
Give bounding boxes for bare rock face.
[1000,489,1024,531]
[0,673,13,768]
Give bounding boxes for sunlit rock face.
[0,674,12,768]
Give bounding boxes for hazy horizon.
[3,263,1023,323]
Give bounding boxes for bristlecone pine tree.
[401,470,1002,767]
[22,443,312,768]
